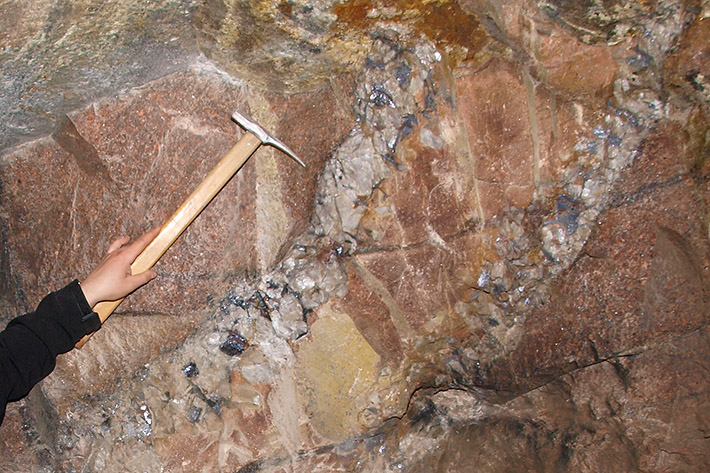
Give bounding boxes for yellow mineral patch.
[296,303,381,442]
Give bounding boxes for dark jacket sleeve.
[0,280,100,425]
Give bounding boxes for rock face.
[0,0,708,472]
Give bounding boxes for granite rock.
[0,0,708,472]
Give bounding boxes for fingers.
[129,269,158,289]
[123,226,161,261]
[116,269,157,298]
[107,236,131,254]
[81,228,160,306]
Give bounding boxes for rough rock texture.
[0,0,708,472]
[0,0,201,150]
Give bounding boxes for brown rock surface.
[393,326,710,473]
[483,119,710,395]
[456,59,536,219]
[535,29,619,99]
[665,15,710,111]
[0,404,44,471]
[0,1,708,472]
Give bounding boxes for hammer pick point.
[231,110,306,168]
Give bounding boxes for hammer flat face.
[232,110,306,168]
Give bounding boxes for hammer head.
[232,110,306,168]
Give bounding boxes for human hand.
[80,227,160,307]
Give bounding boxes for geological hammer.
[75,111,305,348]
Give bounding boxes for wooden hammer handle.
[75,131,262,348]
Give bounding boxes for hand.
[80,227,160,307]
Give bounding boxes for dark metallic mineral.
[219,331,249,356]
[183,361,199,378]
[187,405,202,423]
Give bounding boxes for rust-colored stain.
[333,0,489,62]
[333,0,371,26]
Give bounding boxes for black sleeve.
[0,280,101,425]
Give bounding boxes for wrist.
[78,278,99,308]
[68,280,102,335]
